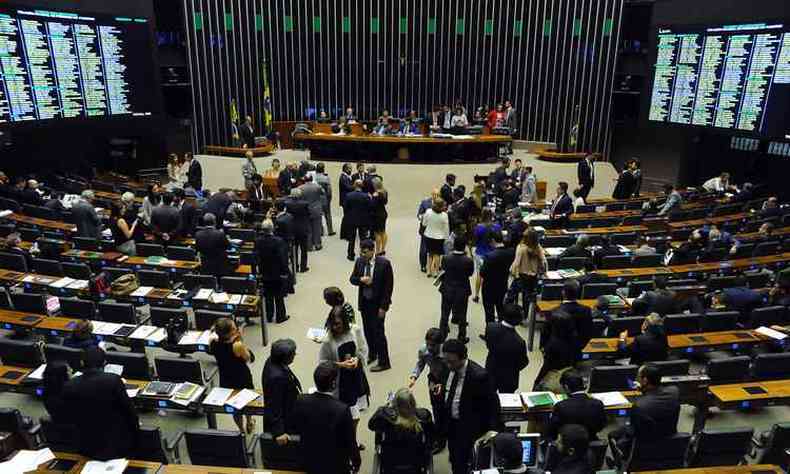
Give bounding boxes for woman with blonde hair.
[368,387,435,474]
[420,197,450,277]
[510,228,548,305]
[371,178,389,255]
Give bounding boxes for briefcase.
[111,273,140,295]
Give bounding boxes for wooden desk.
[123,256,201,272]
[632,465,783,474]
[667,212,751,230]
[93,190,144,204]
[545,225,649,236]
[3,213,76,233]
[0,365,33,389]
[536,298,628,312]
[709,378,790,410]
[33,316,80,336]
[582,330,771,358]
[0,309,45,330]
[33,451,162,473]
[61,249,122,265]
[160,465,304,474]
[205,143,275,157]
[501,390,637,423]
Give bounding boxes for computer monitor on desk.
[517,433,540,468]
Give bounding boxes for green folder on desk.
[145,256,167,265]
[526,393,554,407]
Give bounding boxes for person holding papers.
[208,318,256,434]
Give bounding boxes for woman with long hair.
[510,228,548,306]
[109,202,138,255]
[322,286,356,328]
[370,178,389,255]
[368,388,435,474]
[420,198,450,277]
[472,208,502,303]
[208,318,256,434]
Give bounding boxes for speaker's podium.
[204,137,275,157]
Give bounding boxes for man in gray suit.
[71,190,102,239]
[313,163,334,236]
[298,175,326,251]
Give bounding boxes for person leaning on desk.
[616,313,668,366]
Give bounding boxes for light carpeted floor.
[2,149,787,472]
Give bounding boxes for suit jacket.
[550,194,574,220]
[261,358,302,437]
[632,289,677,316]
[350,256,394,311]
[542,302,593,356]
[546,393,607,440]
[559,244,592,260]
[71,199,102,238]
[338,173,353,207]
[658,191,683,216]
[480,247,515,297]
[299,182,325,218]
[577,158,594,186]
[278,169,294,196]
[274,212,295,242]
[492,166,509,189]
[187,160,202,190]
[239,122,255,148]
[195,227,231,276]
[20,189,43,206]
[629,386,680,442]
[484,323,529,393]
[439,252,474,298]
[612,170,635,199]
[283,197,310,237]
[151,204,180,236]
[61,369,139,461]
[549,456,592,474]
[618,331,668,366]
[203,193,232,226]
[342,191,371,229]
[291,392,359,474]
[254,234,289,281]
[444,360,501,442]
[440,183,454,205]
[178,202,197,237]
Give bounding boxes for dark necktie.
[446,370,460,419]
[362,261,374,300]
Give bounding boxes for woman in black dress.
[370,178,389,255]
[209,318,256,434]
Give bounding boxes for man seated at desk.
[402,110,422,135]
[372,110,392,135]
[545,371,607,441]
[316,109,332,123]
[450,106,469,129]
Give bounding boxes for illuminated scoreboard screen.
[0,6,157,123]
[648,22,790,137]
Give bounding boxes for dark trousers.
[607,426,634,466]
[322,201,334,234]
[440,292,469,340]
[419,234,428,269]
[308,215,322,249]
[430,389,447,443]
[361,301,390,367]
[346,226,369,258]
[482,286,506,323]
[294,234,309,271]
[261,281,287,323]
[447,419,474,474]
[579,183,593,200]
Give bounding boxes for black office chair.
[0,223,15,237]
[154,356,217,385]
[605,203,626,212]
[0,197,20,212]
[0,408,41,450]
[228,228,256,242]
[183,273,217,291]
[730,243,754,259]
[171,429,255,467]
[581,283,618,299]
[134,426,170,464]
[137,269,172,288]
[588,365,639,392]
[105,351,153,380]
[686,427,753,467]
[632,253,664,268]
[220,276,256,295]
[150,307,189,328]
[610,232,638,245]
[18,227,40,242]
[0,338,44,367]
[753,353,790,380]
[137,243,165,257]
[10,292,48,314]
[700,311,738,332]
[663,314,701,335]
[540,284,564,301]
[575,204,596,213]
[608,317,645,337]
[58,298,96,320]
[614,433,692,471]
[62,262,92,280]
[32,258,64,277]
[707,275,738,291]
[39,417,80,453]
[259,433,305,471]
[194,309,232,331]
[0,288,10,309]
[750,306,787,328]
[670,228,692,242]
[44,344,84,371]
[558,257,589,271]
[541,235,576,248]
[98,301,138,324]
[706,356,751,383]
[601,255,631,269]
[651,359,690,377]
[72,237,99,251]
[166,246,197,262]
[744,271,772,289]
[104,266,133,282]
[627,280,655,298]
[753,241,781,257]
[753,423,790,469]
[0,251,28,272]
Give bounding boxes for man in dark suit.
[577,153,595,200]
[484,304,528,393]
[202,190,233,227]
[338,163,354,208]
[61,347,139,461]
[283,188,310,272]
[545,371,606,440]
[617,314,668,366]
[559,234,592,260]
[290,362,361,474]
[608,363,680,462]
[480,231,515,323]
[173,188,196,238]
[441,339,501,474]
[440,174,456,205]
[239,115,256,148]
[492,157,510,192]
[71,190,102,239]
[341,180,371,261]
[186,153,202,191]
[262,338,302,445]
[350,162,367,183]
[195,213,232,278]
[542,280,593,359]
[255,220,291,323]
[548,424,593,474]
[273,200,296,273]
[439,236,474,343]
[20,179,44,206]
[550,181,574,222]
[350,239,394,371]
[277,163,296,197]
[631,276,677,316]
[150,192,180,245]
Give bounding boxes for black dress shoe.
[459,337,470,344]
[299,267,309,273]
[420,267,427,273]
[432,440,447,454]
[370,364,391,372]
[276,316,290,323]
[367,357,377,365]
[347,255,356,261]
[328,232,336,236]
[315,245,322,251]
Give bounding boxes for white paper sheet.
[130,286,154,297]
[126,388,140,398]
[0,448,54,472]
[104,364,124,376]
[27,364,47,380]
[129,325,158,340]
[194,288,213,300]
[590,391,630,407]
[755,326,788,340]
[49,277,75,288]
[146,327,167,343]
[91,321,122,336]
[226,388,260,409]
[170,385,205,407]
[497,393,523,409]
[81,458,128,474]
[203,387,234,406]
[307,327,327,341]
[210,292,229,303]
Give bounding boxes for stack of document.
[82,458,128,473]
[307,327,327,341]
[170,383,205,407]
[178,330,213,346]
[498,393,524,412]
[193,288,213,300]
[46,296,60,314]
[91,321,123,336]
[210,292,230,304]
[590,391,630,407]
[228,294,243,305]
[0,448,54,471]
[522,391,563,409]
[203,387,234,406]
[104,364,124,376]
[67,279,89,290]
[130,286,154,297]
[49,277,75,289]
[226,388,260,409]
[755,326,787,340]
[129,326,167,343]
[544,247,565,257]
[26,364,47,380]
